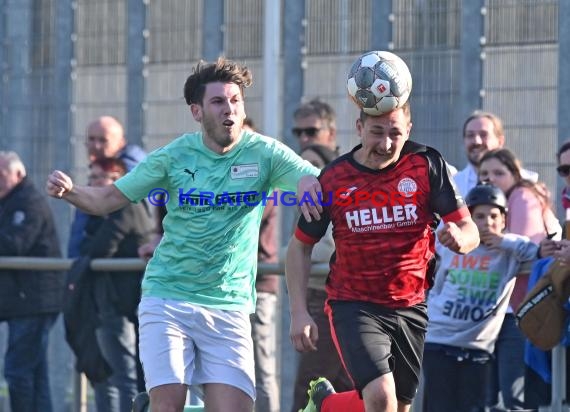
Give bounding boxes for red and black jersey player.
[285,101,480,412]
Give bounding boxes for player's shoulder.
[140,133,199,165]
[402,140,443,158]
[319,151,352,179]
[158,132,200,153]
[241,131,292,155]
[401,141,448,170]
[242,130,276,146]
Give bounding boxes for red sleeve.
[294,226,322,245]
[440,205,470,224]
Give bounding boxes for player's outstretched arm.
[46,170,130,215]
[437,216,480,255]
[285,236,318,352]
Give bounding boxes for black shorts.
[326,300,428,404]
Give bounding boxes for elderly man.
[0,151,62,412]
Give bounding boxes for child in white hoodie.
[423,183,548,412]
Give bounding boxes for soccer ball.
[346,51,412,116]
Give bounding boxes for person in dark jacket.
[79,157,154,412]
[0,150,63,412]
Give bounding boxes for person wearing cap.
[422,183,547,412]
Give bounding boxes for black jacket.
[63,256,112,383]
[0,178,63,320]
[80,201,154,319]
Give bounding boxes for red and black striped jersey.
[295,141,469,308]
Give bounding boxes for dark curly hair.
[183,57,253,106]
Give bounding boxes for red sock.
[320,390,364,412]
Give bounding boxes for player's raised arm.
[47,169,130,215]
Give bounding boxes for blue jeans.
[93,308,139,412]
[487,314,526,410]
[4,313,57,412]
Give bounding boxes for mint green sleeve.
[268,140,320,192]
[114,148,170,202]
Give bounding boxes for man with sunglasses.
[292,98,338,153]
[290,98,353,412]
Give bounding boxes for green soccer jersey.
[114,130,319,313]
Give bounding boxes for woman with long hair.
[478,147,561,410]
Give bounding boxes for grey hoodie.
[426,233,538,353]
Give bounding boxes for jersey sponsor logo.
[337,186,358,199]
[178,189,260,207]
[344,204,418,232]
[231,164,259,179]
[333,186,419,207]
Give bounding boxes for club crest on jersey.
[397,178,417,198]
[230,163,259,179]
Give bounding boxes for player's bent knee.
[203,383,254,412]
[362,375,397,411]
[149,383,187,412]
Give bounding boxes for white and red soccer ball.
[347,50,412,116]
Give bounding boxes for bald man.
[85,116,146,171]
[69,116,146,257]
